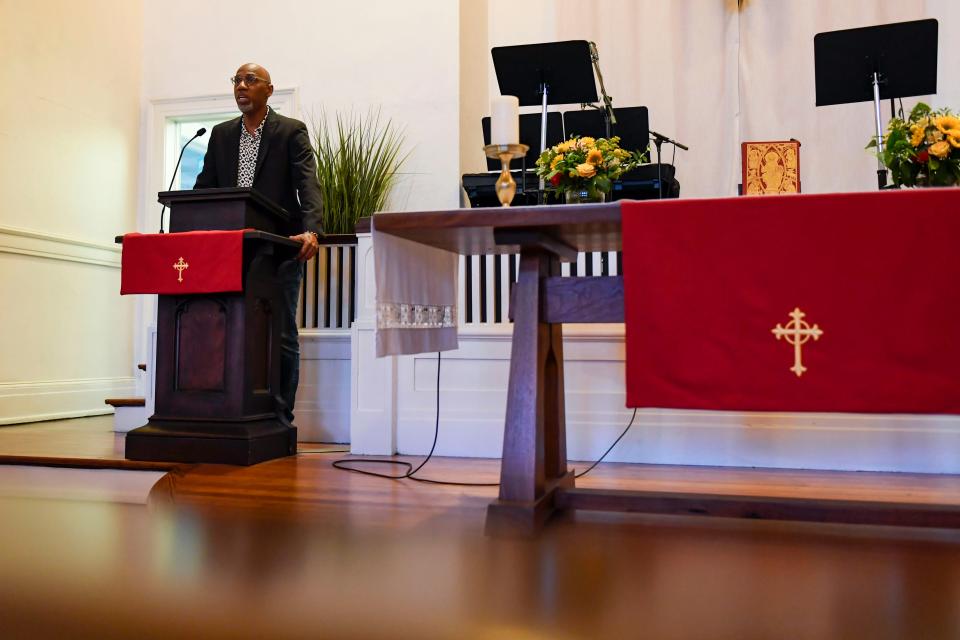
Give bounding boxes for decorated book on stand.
[741,140,801,195]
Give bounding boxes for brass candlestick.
[484,143,529,207]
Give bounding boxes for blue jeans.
[277,258,303,423]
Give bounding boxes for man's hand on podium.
[290,231,320,262]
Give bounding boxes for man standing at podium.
[194,62,323,424]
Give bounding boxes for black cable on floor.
[331,353,639,486]
[332,353,499,487]
[574,408,638,479]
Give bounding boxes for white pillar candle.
[490,95,519,146]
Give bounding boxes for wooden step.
[105,398,145,408]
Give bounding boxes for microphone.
[159,127,206,233]
[650,129,689,151]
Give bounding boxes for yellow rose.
[550,154,564,169]
[909,125,924,147]
[586,149,603,165]
[576,162,596,178]
[929,140,951,159]
[936,115,960,135]
[949,134,960,149]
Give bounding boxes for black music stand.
[482,112,565,171]
[492,41,597,196]
[814,19,938,189]
[563,107,650,155]
[564,107,683,199]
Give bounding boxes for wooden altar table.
[372,200,960,536]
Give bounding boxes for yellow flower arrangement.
[936,115,960,135]
[870,102,960,187]
[536,135,646,200]
[576,163,597,178]
[910,125,924,147]
[930,140,952,160]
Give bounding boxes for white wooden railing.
[459,251,623,324]
[298,241,623,329]
[298,241,358,330]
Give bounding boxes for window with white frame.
[153,89,299,195]
[167,113,234,190]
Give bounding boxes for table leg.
[544,257,568,483]
[486,250,573,536]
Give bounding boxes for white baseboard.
[0,377,136,426]
[296,331,352,443]
[396,409,960,474]
[390,327,960,474]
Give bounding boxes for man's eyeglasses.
[230,74,268,87]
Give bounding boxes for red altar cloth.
[622,189,960,414]
[120,230,245,295]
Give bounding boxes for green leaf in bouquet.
[909,102,931,121]
[594,175,612,194]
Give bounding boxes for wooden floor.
[0,415,340,469]
[2,417,960,638]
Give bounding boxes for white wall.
[462,0,960,196]
[0,0,141,424]
[141,0,461,214]
[464,0,740,195]
[459,0,490,177]
[138,0,463,442]
[739,0,960,194]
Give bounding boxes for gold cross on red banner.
[772,307,823,377]
[172,256,189,283]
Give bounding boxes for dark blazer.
[194,110,324,236]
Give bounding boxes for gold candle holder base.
[484,143,529,207]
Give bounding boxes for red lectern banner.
[622,189,960,414]
[120,230,245,295]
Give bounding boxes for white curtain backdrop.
[466,0,958,197]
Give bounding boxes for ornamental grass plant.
[311,109,409,234]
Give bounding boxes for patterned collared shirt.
[237,106,270,187]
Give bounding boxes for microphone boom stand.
[159,128,206,233]
[649,130,689,199]
[588,41,617,139]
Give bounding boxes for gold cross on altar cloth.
[173,257,189,283]
[771,307,823,377]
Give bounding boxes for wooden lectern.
[124,188,300,465]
